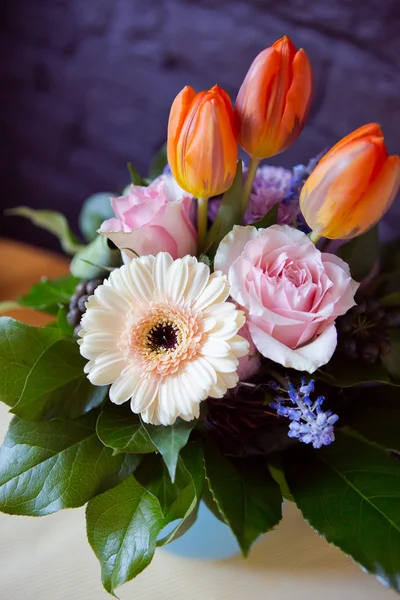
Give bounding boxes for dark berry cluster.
[67,279,102,335]
[336,297,393,364]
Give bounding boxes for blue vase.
[160,501,241,560]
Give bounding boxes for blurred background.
[0,0,399,250]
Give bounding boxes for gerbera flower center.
[126,303,203,378]
[146,321,181,353]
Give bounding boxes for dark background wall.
[1,0,399,250]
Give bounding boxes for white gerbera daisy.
[79,252,249,425]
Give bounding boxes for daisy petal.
[94,284,131,312]
[109,368,140,405]
[203,354,238,373]
[193,273,230,311]
[184,261,210,302]
[130,377,158,414]
[167,258,189,304]
[79,331,121,360]
[81,307,125,333]
[127,260,154,303]
[200,340,231,357]
[185,356,218,388]
[153,252,174,299]
[87,353,126,385]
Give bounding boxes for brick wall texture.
[1,0,399,248]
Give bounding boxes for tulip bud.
[300,124,400,239]
[167,85,238,198]
[234,36,313,160]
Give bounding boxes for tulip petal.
[212,84,235,128]
[261,37,297,149]
[345,154,400,238]
[234,47,281,158]
[178,88,237,197]
[167,85,197,185]
[301,138,382,237]
[278,48,313,153]
[319,123,384,164]
[234,37,313,160]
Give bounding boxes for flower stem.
[266,366,288,390]
[197,197,209,254]
[318,237,330,252]
[241,157,260,218]
[309,230,322,245]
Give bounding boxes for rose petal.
[214,225,260,275]
[100,225,178,262]
[248,320,338,372]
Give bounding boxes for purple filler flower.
[244,165,292,223]
[208,164,292,223]
[270,378,339,449]
[208,151,326,230]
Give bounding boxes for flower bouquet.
[1,36,400,595]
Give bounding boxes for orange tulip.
[234,36,313,159]
[300,124,400,239]
[167,85,238,198]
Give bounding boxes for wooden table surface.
[0,238,70,325]
[0,238,397,600]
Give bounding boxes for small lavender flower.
[208,164,292,222]
[244,165,292,224]
[270,377,339,449]
[208,151,327,229]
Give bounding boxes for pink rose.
[99,174,197,261]
[215,224,359,373]
[236,323,262,380]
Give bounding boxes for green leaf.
[136,441,204,545]
[381,328,400,384]
[148,143,168,180]
[284,431,400,593]
[267,454,294,502]
[11,338,107,421]
[316,354,399,387]
[198,253,211,267]
[19,275,80,314]
[201,477,225,523]
[205,161,243,257]
[56,306,75,336]
[127,162,147,186]
[337,226,379,282]
[0,275,80,316]
[0,412,137,516]
[0,301,21,314]
[86,475,165,595]
[160,441,204,544]
[142,418,197,482]
[380,292,400,307]
[70,234,122,279]
[250,203,279,229]
[6,207,84,255]
[204,441,282,556]
[96,406,196,482]
[79,192,115,243]
[96,405,157,454]
[0,317,62,407]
